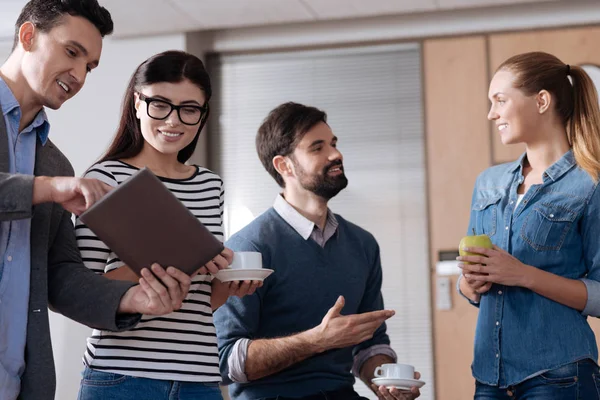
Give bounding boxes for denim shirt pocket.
[472,195,501,237]
[520,203,577,251]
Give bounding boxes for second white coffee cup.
[374,363,415,380]
[229,252,263,269]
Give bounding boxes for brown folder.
[80,167,224,276]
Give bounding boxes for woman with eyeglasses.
[75,50,261,400]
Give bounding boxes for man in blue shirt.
[0,2,194,399]
[214,102,422,400]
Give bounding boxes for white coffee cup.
[374,363,415,380]
[229,252,262,270]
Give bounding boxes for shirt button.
[549,214,554,218]
[7,256,12,262]
[505,226,509,230]
[498,290,503,295]
[496,321,500,326]
[509,201,514,205]
[496,353,499,358]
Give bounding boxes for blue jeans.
[78,367,223,400]
[474,359,600,399]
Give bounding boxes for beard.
[293,159,348,200]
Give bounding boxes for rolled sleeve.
[457,274,480,308]
[581,278,600,317]
[352,344,397,377]
[581,185,600,317]
[228,338,252,383]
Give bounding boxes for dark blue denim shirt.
[462,150,600,388]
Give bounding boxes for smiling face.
[134,79,207,158]
[487,69,546,145]
[287,121,348,200]
[20,15,102,110]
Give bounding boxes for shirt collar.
[509,152,527,173]
[0,77,50,145]
[544,149,576,182]
[273,194,338,240]
[510,150,575,182]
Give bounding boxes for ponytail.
[567,65,600,181]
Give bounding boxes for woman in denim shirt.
[458,51,600,399]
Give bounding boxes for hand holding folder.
[80,168,225,276]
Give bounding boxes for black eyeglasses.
[137,93,207,126]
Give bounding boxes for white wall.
[44,33,187,400]
[0,40,11,64]
[185,31,214,169]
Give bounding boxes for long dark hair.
[99,50,212,164]
[497,52,600,181]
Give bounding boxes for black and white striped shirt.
[76,160,224,382]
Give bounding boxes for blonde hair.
[497,51,600,181]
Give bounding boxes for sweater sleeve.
[351,238,396,376]
[0,173,34,222]
[48,206,140,331]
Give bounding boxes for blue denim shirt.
[0,78,49,399]
[465,150,600,388]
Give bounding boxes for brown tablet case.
[80,167,224,276]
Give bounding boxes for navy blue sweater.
[214,208,391,399]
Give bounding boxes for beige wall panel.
[488,26,600,164]
[424,36,491,400]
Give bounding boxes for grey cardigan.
[0,107,140,400]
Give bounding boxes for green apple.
[459,231,493,263]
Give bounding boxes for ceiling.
[0,0,574,40]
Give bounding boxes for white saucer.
[371,377,426,390]
[215,268,274,283]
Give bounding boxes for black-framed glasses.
[138,93,207,126]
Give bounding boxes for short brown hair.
[13,0,113,51]
[256,102,327,187]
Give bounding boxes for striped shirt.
[76,160,224,382]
